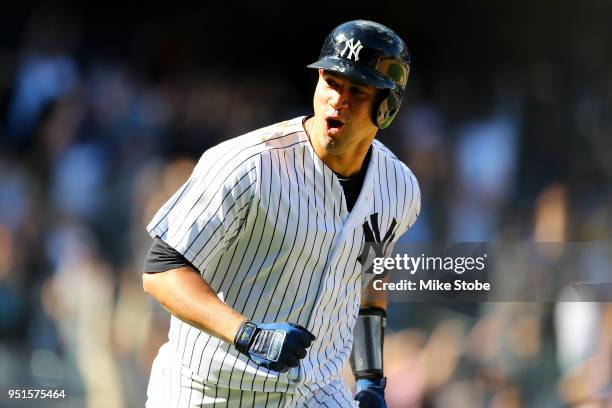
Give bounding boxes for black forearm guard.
[350,307,386,379]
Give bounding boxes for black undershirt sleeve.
[143,236,198,273]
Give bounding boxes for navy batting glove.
[354,377,387,408]
[234,321,315,373]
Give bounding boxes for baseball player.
[142,20,420,407]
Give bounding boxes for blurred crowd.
[0,6,611,408]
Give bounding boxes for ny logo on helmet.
[340,38,363,61]
[357,213,398,276]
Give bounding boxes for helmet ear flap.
[373,89,402,129]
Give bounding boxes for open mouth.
[325,118,345,135]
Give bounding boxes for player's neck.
[305,117,374,177]
[319,141,372,177]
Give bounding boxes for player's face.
[311,69,379,156]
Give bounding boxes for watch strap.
[234,320,258,354]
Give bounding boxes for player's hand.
[354,377,387,408]
[234,321,316,373]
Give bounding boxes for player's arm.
[351,275,388,407]
[143,266,247,344]
[142,237,315,373]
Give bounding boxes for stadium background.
[0,2,610,407]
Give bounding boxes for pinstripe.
[240,150,288,389]
[309,168,339,381]
[332,231,362,366]
[293,150,329,384]
[260,149,302,392]
[170,165,254,249]
[329,380,357,408]
[207,207,266,390]
[231,153,278,389]
[206,198,256,261]
[148,177,193,232]
[187,331,203,407]
[197,204,263,385]
[192,205,261,385]
[312,196,347,379]
[145,117,421,406]
[321,231,362,371]
[277,146,317,390]
[385,156,398,224]
[393,160,405,234]
[382,155,392,230]
[217,205,263,387]
[154,132,299,238]
[196,207,261,387]
[299,152,331,383]
[188,175,256,265]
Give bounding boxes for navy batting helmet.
[308,20,411,129]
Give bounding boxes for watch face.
[239,322,257,344]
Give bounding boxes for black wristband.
[350,307,386,379]
[359,307,387,319]
[234,321,258,354]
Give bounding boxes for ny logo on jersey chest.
[340,38,363,61]
[357,213,398,275]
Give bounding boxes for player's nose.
[329,88,349,109]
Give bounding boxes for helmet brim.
[307,57,396,90]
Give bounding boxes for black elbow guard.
[350,307,386,379]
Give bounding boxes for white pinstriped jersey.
[146,116,420,397]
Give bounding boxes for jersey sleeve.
[146,153,258,272]
[398,170,421,237]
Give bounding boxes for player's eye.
[326,78,339,88]
[351,87,367,97]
